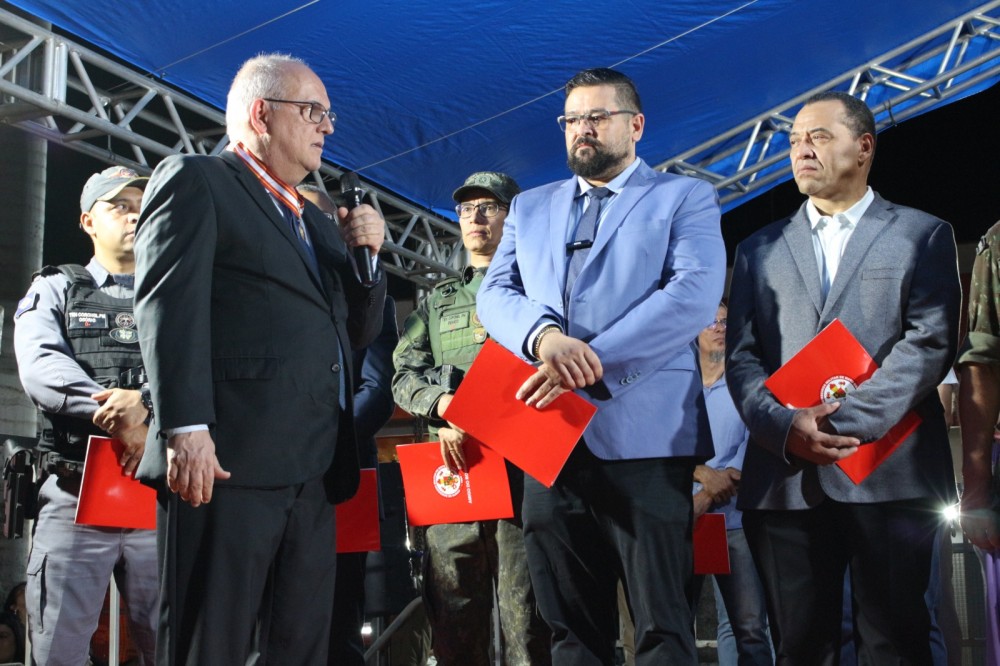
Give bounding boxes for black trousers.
[743,498,940,666]
[522,444,697,666]
[155,475,336,666]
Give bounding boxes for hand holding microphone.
[338,172,383,286]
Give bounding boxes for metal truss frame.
[3,4,999,277]
[0,5,464,288]
[656,1,1000,209]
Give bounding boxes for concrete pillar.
[0,124,46,595]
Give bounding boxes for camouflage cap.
[80,166,148,212]
[452,171,521,205]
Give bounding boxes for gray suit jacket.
[726,193,960,509]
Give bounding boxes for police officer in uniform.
[392,172,550,666]
[13,167,159,665]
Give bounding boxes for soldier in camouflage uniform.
[958,220,1000,552]
[392,172,550,666]
[957,221,1000,663]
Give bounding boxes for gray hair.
[225,53,306,140]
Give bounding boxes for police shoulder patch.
[14,292,39,319]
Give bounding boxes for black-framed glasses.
[262,98,337,127]
[706,318,727,331]
[557,109,638,132]
[455,202,507,218]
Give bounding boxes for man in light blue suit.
[478,68,726,665]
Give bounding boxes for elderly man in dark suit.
[726,91,960,665]
[133,54,386,665]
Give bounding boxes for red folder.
[764,319,921,484]
[335,468,380,553]
[693,514,730,575]
[442,338,597,487]
[75,436,156,530]
[396,439,513,526]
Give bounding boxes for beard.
[567,138,628,180]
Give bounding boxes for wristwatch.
[140,386,154,426]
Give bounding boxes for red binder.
[396,439,514,526]
[442,338,597,487]
[75,436,156,530]
[335,468,380,553]
[764,319,921,484]
[693,514,730,575]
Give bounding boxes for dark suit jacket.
[726,193,960,509]
[134,151,386,502]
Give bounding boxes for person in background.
[13,167,158,665]
[957,219,1000,663]
[392,171,550,666]
[693,302,773,666]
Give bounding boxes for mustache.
[573,137,602,151]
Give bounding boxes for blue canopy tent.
[5,0,1000,220]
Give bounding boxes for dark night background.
[39,81,1000,297]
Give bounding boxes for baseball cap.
[80,166,149,212]
[452,171,520,205]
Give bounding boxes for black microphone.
[339,172,377,286]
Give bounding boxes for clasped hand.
[785,401,860,465]
[517,332,602,409]
[92,388,148,475]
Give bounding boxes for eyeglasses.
[262,98,337,127]
[706,319,727,331]
[455,202,507,218]
[557,109,638,132]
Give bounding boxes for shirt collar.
[806,186,874,231]
[576,156,641,198]
[86,257,113,286]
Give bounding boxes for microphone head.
[339,171,362,194]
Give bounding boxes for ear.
[631,112,645,142]
[858,132,875,166]
[80,211,96,237]
[248,98,270,136]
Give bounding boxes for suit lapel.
[549,178,578,295]
[781,204,824,316]
[587,162,653,260]
[222,152,325,292]
[821,194,893,317]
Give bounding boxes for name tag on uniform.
[67,312,109,329]
[440,312,469,332]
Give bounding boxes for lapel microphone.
[339,172,377,286]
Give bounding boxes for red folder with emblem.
[335,468,380,553]
[764,319,921,484]
[76,436,156,530]
[441,338,597,487]
[694,514,730,575]
[396,439,514,526]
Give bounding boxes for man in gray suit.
[726,91,960,665]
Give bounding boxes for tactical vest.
[37,264,143,458]
[427,269,488,373]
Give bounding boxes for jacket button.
[331,363,341,372]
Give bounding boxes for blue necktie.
[565,187,611,303]
[282,206,319,273]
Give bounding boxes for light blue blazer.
[478,159,726,460]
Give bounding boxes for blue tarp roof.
[8,0,999,217]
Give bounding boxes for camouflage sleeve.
[392,298,448,423]
[959,222,1000,367]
